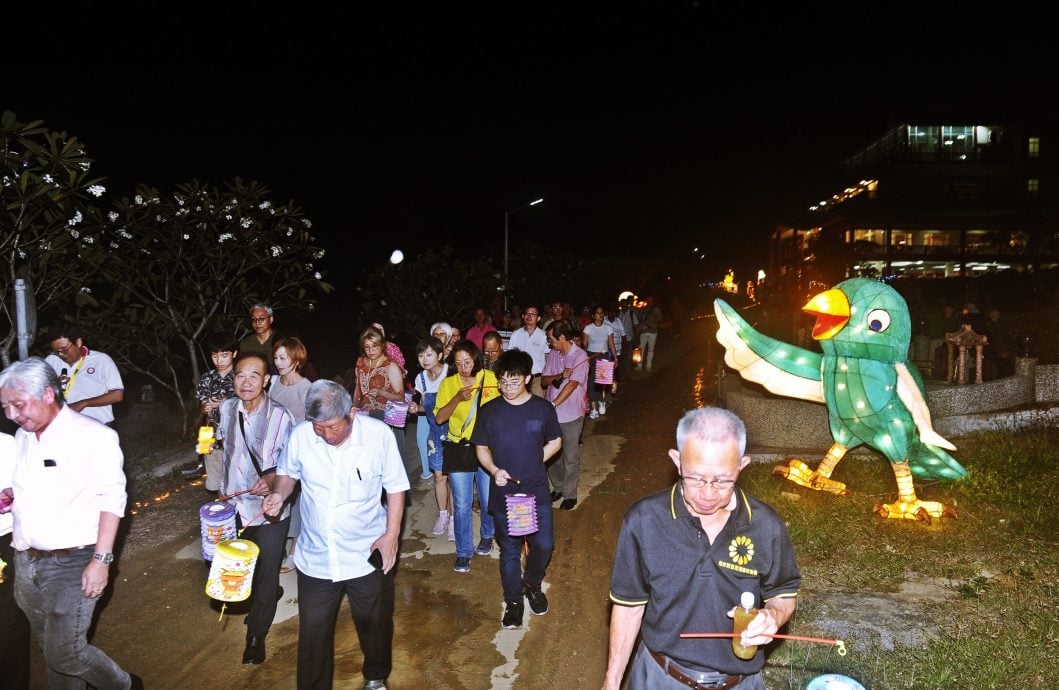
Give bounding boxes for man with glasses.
[481,331,504,372]
[508,304,549,397]
[239,303,276,361]
[604,407,800,690]
[471,350,562,629]
[44,321,124,425]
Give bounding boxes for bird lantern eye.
[866,309,891,333]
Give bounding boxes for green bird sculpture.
[715,277,967,522]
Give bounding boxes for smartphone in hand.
[368,548,383,570]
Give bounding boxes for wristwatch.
[92,552,114,565]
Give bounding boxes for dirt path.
[27,323,710,690]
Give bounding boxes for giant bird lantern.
[714,278,967,522]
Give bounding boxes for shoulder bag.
[442,373,484,475]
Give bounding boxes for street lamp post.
[504,197,544,311]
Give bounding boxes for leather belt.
[649,651,746,689]
[25,546,91,559]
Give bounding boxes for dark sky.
[7,7,1056,292]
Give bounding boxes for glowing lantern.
[631,347,643,365]
[714,277,967,523]
[196,426,216,454]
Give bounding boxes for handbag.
[441,373,484,475]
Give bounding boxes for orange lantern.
[631,347,643,364]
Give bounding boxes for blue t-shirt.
[470,394,561,513]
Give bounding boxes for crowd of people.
[0,293,804,690]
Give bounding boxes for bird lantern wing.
[894,362,956,451]
[714,299,824,403]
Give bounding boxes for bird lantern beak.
[803,288,850,340]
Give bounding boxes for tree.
[80,179,332,433]
[0,111,109,366]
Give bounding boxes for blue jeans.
[14,548,131,690]
[415,415,431,478]
[494,496,553,602]
[448,468,494,558]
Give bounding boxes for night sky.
[7,7,1055,297]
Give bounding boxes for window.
[891,231,914,247]
[1028,178,1039,199]
[908,126,938,157]
[943,126,974,160]
[1028,137,1040,158]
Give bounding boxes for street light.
[503,197,544,311]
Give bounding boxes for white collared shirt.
[1,432,14,537]
[508,326,549,374]
[45,350,124,424]
[278,414,410,581]
[11,405,126,550]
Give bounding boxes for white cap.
[740,591,755,609]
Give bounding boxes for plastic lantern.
[714,277,967,523]
[196,426,216,455]
[206,539,260,602]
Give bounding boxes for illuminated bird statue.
[714,278,967,522]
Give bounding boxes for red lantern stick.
[679,632,847,655]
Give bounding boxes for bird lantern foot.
[772,459,849,496]
[873,499,958,523]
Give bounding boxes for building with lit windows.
[769,120,1058,296]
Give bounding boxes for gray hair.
[675,407,746,455]
[429,322,453,340]
[249,303,273,316]
[0,357,65,405]
[305,379,353,422]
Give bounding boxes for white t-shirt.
[45,349,124,424]
[582,322,614,353]
[415,364,449,395]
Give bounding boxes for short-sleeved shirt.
[508,327,549,375]
[268,376,311,424]
[470,395,561,512]
[609,484,800,675]
[278,415,410,582]
[1,432,16,537]
[45,350,124,424]
[196,369,235,425]
[434,370,499,442]
[542,343,588,423]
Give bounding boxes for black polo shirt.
[609,483,800,675]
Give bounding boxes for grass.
[744,424,1059,689]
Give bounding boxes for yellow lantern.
[196,425,216,455]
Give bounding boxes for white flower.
[67,211,83,226]
[134,195,145,205]
[2,176,11,186]
[183,234,190,240]
[219,233,234,243]
[69,229,80,239]
[86,184,106,197]
[314,249,325,259]
[83,236,94,244]
[241,218,253,229]
[305,263,313,271]
[176,197,186,206]
[80,286,92,293]
[225,214,233,220]
[271,245,283,257]
[301,219,312,228]
[314,272,322,279]
[269,208,275,215]
[42,174,54,183]
[39,240,52,251]
[18,249,26,259]
[286,228,293,237]
[118,228,133,239]
[108,211,120,222]
[259,201,271,210]
[110,241,119,249]
[307,303,315,311]
[78,162,91,171]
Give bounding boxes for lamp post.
[503,197,544,311]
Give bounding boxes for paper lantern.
[383,400,410,427]
[505,493,539,536]
[205,539,260,602]
[806,674,866,690]
[631,347,642,364]
[594,359,615,385]
[199,501,237,561]
[196,425,216,454]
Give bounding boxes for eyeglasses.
[250,316,270,323]
[498,379,523,389]
[51,343,77,357]
[680,475,736,491]
[524,312,539,317]
[483,349,501,355]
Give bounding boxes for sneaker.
[363,681,387,690]
[589,410,599,420]
[524,583,549,615]
[454,556,471,573]
[599,402,607,415]
[432,511,449,536]
[476,537,493,556]
[447,517,455,542]
[502,599,525,629]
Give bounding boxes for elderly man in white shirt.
[0,357,141,690]
[1,430,31,690]
[507,305,550,396]
[264,379,409,690]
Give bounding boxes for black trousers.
[1,531,31,689]
[238,515,289,639]
[296,567,395,689]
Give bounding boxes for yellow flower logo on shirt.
[728,535,755,566]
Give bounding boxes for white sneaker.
[589,410,599,420]
[447,517,455,542]
[599,402,607,415]
[432,511,449,535]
